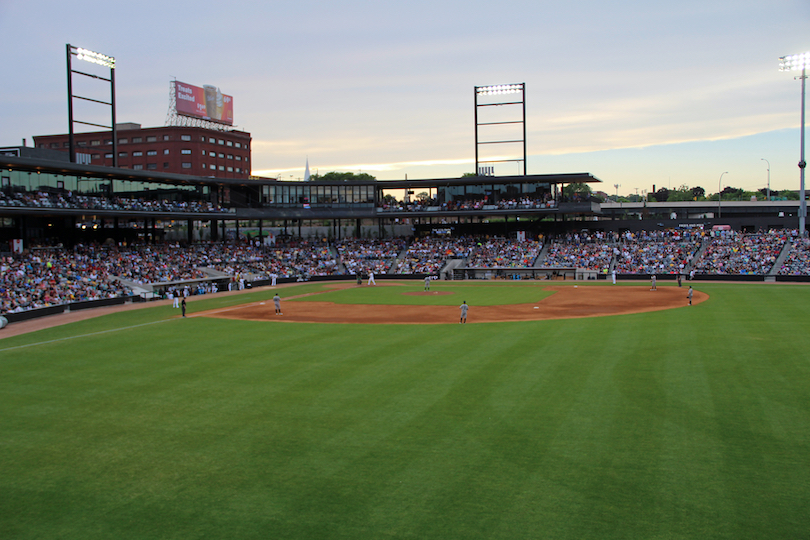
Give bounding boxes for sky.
[1,0,809,197]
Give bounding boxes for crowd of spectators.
[336,238,407,275]
[613,230,701,275]
[778,232,810,275]
[0,190,229,213]
[3,229,808,315]
[692,229,788,275]
[379,195,556,212]
[395,237,477,274]
[543,241,613,272]
[466,238,542,268]
[0,249,131,313]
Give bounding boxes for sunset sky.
[1,0,808,197]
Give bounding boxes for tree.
[310,171,377,182]
[691,186,705,200]
[562,183,592,201]
[652,187,670,202]
[415,191,430,202]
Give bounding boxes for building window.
[92,154,100,159]
[201,150,206,156]
[163,135,170,141]
[182,162,192,169]
[181,149,192,155]
[210,164,216,170]
[146,163,157,169]
[227,154,233,159]
[181,134,192,141]
[146,136,157,142]
[105,153,113,158]
[226,140,233,147]
[219,165,225,171]
[90,140,100,146]
[163,149,170,155]
[209,137,216,143]
[235,142,241,148]
[50,143,59,148]
[227,167,233,172]
[118,138,128,144]
[118,152,127,157]
[133,164,143,170]
[164,162,170,168]
[218,139,224,145]
[236,156,241,161]
[63,142,70,147]
[147,150,157,156]
[218,153,225,158]
[132,151,143,157]
[132,137,142,143]
[104,139,112,145]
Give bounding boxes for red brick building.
[33,123,251,179]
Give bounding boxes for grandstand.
[2,152,810,322]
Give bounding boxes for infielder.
[273,293,282,315]
[687,286,693,306]
[424,275,431,291]
[459,301,468,323]
[650,274,657,291]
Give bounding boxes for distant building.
[33,124,251,179]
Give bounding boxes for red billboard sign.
[174,81,234,125]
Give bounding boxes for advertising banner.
[174,81,234,125]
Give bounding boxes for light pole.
[780,51,809,236]
[718,171,728,219]
[761,158,770,201]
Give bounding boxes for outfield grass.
[0,282,808,539]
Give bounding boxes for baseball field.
[0,281,807,539]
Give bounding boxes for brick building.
[33,123,251,179]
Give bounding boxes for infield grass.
[0,281,808,539]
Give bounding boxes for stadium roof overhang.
[1,155,601,190]
[375,173,601,190]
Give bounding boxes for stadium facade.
[0,150,805,250]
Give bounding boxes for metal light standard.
[718,171,728,218]
[779,51,809,236]
[66,45,116,166]
[761,158,770,201]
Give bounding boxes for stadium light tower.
[779,51,809,236]
[66,44,117,166]
[474,83,526,176]
[761,158,770,201]
[718,171,728,219]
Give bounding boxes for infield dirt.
[200,284,707,324]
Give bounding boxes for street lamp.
[718,171,728,219]
[761,158,770,201]
[779,51,809,236]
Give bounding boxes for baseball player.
[273,293,282,315]
[459,301,468,323]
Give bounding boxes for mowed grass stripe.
[0,282,808,539]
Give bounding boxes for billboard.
[174,81,234,125]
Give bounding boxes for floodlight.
[74,47,115,69]
[476,84,523,96]
[779,52,810,72]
